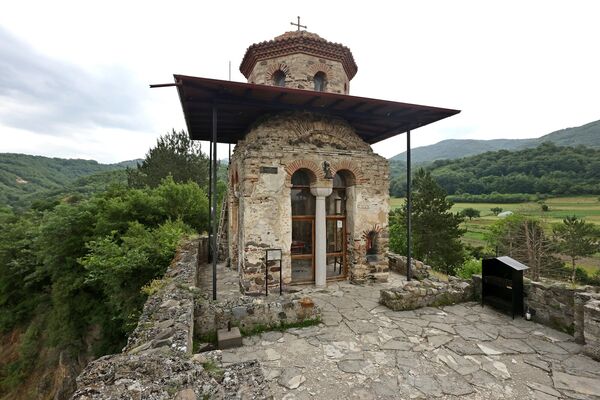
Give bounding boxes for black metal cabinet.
[481,256,529,319]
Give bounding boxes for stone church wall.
[229,111,389,294]
[248,54,349,94]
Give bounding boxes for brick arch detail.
[330,160,364,185]
[284,159,324,184]
[266,63,290,80]
[307,63,333,77]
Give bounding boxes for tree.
[487,215,558,281]
[127,129,209,189]
[390,169,465,275]
[461,207,481,220]
[553,216,600,283]
[490,207,503,216]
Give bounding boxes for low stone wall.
[583,300,600,361]
[71,238,270,399]
[123,240,199,356]
[195,295,320,337]
[387,253,431,280]
[473,273,600,361]
[380,276,472,311]
[523,280,600,336]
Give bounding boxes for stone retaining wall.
[71,238,270,399]
[583,300,600,361]
[122,239,200,356]
[473,273,600,361]
[523,280,600,337]
[388,253,432,281]
[380,276,473,311]
[195,295,321,337]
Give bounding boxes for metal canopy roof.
[174,74,460,144]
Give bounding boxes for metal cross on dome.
[290,16,307,31]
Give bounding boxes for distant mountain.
[0,153,141,208]
[390,119,600,163]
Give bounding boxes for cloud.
[0,26,150,135]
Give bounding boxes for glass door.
[291,218,314,283]
[326,217,346,279]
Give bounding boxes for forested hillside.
[429,143,600,196]
[0,131,218,399]
[390,118,600,163]
[0,153,141,208]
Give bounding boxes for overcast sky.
[1,0,598,163]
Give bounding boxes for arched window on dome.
[272,70,286,87]
[313,72,327,92]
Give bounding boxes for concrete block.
[217,327,243,349]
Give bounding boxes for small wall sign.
[266,249,282,261]
[260,166,278,174]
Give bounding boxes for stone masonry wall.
[72,238,270,399]
[380,276,473,311]
[388,253,432,281]
[523,280,600,335]
[473,274,600,361]
[195,295,320,336]
[230,111,389,294]
[248,54,349,94]
[583,300,600,361]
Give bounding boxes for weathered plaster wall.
[248,54,349,94]
[229,111,389,294]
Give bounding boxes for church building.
[170,25,459,295]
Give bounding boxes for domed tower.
[239,30,357,94]
[170,25,459,296]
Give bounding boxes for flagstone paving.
[215,275,600,399]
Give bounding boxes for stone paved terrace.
[213,273,600,400]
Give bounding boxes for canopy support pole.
[211,107,218,300]
[406,129,412,281]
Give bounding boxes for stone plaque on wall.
[260,166,278,174]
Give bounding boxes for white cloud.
[0,0,599,162]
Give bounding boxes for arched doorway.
[290,169,315,283]
[325,171,350,279]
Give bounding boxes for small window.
[291,169,311,187]
[313,72,326,91]
[273,70,286,87]
[333,173,346,188]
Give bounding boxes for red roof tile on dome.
[239,31,358,80]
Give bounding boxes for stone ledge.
[195,294,321,336]
[583,299,600,361]
[122,239,200,357]
[388,253,431,281]
[71,353,268,399]
[380,276,472,311]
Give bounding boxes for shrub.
[455,258,482,279]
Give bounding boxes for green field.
[391,196,600,273]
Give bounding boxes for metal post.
[211,107,218,300]
[208,140,213,262]
[265,250,269,297]
[279,258,282,296]
[406,130,412,281]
